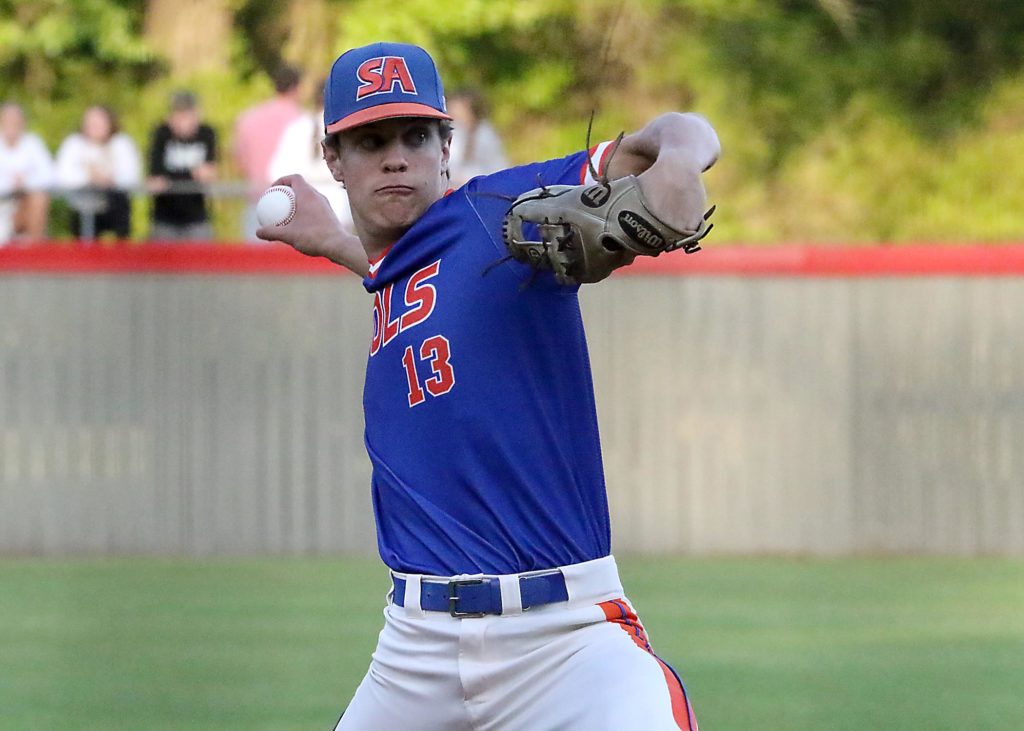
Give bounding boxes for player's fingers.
[269,173,307,190]
[269,175,332,209]
[255,224,286,242]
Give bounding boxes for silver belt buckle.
[448,578,487,618]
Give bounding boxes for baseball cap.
[324,42,452,134]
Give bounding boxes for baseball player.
[258,42,719,730]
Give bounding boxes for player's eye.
[355,134,383,151]
[405,127,430,146]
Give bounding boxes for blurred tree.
[0,0,157,105]
[281,0,339,87]
[143,0,232,76]
[233,0,291,77]
[2,0,1024,243]
[330,0,633,159]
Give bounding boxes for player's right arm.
[256,174,369,277]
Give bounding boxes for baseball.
[256,185,297,227]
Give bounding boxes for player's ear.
[321,136,345,183]
[439,126,451,176]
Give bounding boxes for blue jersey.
[361,145,617,576]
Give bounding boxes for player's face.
[331,118,450,247]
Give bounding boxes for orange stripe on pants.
[598,599,698,731]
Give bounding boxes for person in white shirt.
[0,102,54,244]
[267,79,354,232]
[55,105,142,240]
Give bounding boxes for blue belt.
[392,571,569,617]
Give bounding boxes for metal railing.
[2,180,253,241]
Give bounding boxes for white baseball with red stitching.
[256,185,297,227]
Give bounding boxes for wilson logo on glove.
[581,185,611,209]
[503,175,715,285]
[618,211,666,251]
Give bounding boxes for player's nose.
[381,139,409,172]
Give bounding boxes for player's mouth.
[376,185,415,196]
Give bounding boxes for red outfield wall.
[2,243,1024,276]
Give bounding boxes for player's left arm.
[502,112,721,285]
[603,112,721,235]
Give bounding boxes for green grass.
[0,557,1021,730]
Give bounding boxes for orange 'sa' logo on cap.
[355,56,418,100]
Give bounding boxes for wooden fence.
[1,245,1022,555]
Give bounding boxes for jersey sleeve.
[580,140,617,185]
[469,142,614,196]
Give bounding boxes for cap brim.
[325,102,453,134]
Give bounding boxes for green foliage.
[232,0,292,78]
[613,0,1024,242]
[2,0,1024,242]
[0,0,157,106]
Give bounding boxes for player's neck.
[358,222,410,262]
[362,238,393,263]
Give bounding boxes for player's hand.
[256,174,369,277]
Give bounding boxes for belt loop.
[498,574,523,616]
[403,574,425,619]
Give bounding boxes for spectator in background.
[234,64,304,242]
[147,91,218,241]
[447,87,509,187]
[268,77,353,232]
[55,105,141,240]
[0,102,54,244]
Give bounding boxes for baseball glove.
[502,174,715,285]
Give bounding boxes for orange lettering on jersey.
[400,260,440,332]
[355,56,417,100]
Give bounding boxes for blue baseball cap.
[324,42,452,134]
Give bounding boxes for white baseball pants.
[334,555,698,730]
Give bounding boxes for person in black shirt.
[147,91,218,241]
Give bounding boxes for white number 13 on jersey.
[401,335,455,407]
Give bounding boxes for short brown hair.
[272,64,302,94]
